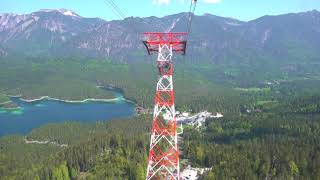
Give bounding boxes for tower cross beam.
[143,32,187,55]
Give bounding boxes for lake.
[0,93,135,136]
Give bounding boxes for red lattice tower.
[143,32,187,180]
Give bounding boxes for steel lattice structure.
[143,32,187,180]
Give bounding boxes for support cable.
[109,0,127,18]
[104,1,123,19]
[104,0,142,35]
[105,0,126,19]
[186,0,197,36]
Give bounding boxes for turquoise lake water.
[0,93,135,136]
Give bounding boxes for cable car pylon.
[143,32,187,180]
[143,1,197,179]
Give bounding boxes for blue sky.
[1,0,320,21]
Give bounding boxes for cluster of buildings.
[181,165,212,180]
[176,111,224,128]
[136,106,224,128]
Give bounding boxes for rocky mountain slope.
[0,9,319,65]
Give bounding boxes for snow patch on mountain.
[57,9,80,17]
[62,10,78,17]
[39,9,80,17]
[226,21,242,26]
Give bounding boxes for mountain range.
[0,9,320,65]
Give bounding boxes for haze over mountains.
[0,9,320,65]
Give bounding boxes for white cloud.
[203,0,222,4]
[152,0,171,5]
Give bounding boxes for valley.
[0,8,319,180]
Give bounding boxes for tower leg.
[146,44,180,180]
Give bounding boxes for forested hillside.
[184,95,320,179]
[1,92,320,179]
[0,115,151,179]
[0,57,247,113]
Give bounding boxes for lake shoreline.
[19,96,120,103]
[2,94,136,110]
[0,99,21,110]
[0,101,11,105]
[7,93,135,104]
[1,93,136,136]
[7,85,136,104]
[0,107,21,111]
[3,85,136,111]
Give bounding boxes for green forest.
[0,57,247,113]
[0,115,151,180]
[0,56,320,179]
[1,94,320,179]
